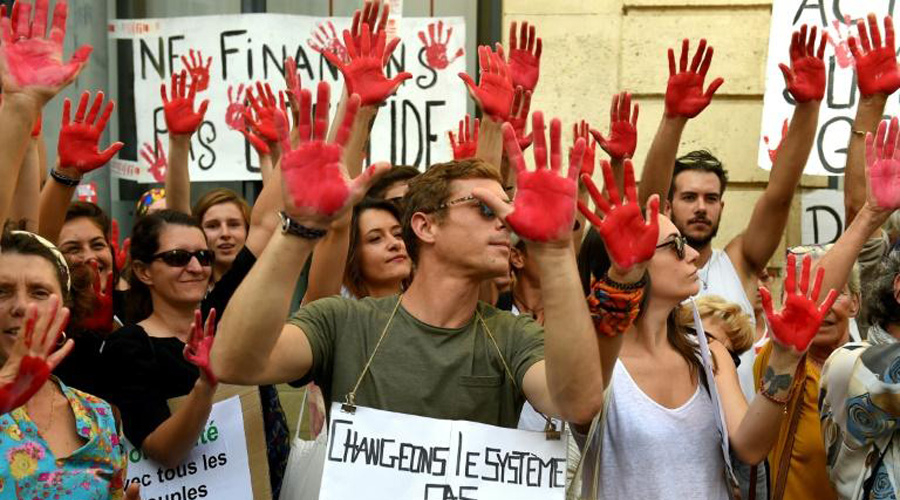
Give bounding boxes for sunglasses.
[656,234,687,260]
[786,244,832,257]
[151,249,214,267]
[434,187,515,219]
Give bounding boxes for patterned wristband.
[586,277,644,337]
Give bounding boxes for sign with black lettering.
[801,188,845,245]
[759,2,898,176]
[320,404,567,500]
[123,395,258,500]
[109,14,466,182]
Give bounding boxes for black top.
[53,330,107,397]
[201,246,256,325]
[98,324,198,448]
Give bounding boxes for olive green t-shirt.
[288,294,545,428]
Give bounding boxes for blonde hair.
[677,295,755,355]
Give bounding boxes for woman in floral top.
[0,229,127,499]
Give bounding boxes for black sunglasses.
[151,249,214,267]
[656,234,686,260]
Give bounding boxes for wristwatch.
[278,211,328,240]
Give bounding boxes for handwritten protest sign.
[109,14,466,183]
[124,386,270,500]
[758,2,899,175]
[801,188,845,245]
[320,403,567,500]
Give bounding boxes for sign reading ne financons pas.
[109,14,466,182]
[759,1,900,175]
[320,404,568,500]
[123,396,253,500]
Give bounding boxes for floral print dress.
[0,378,126,499]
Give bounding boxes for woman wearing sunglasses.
[575,161,839,499]
[97,210,218,467]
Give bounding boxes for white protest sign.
[758,2,899,176]
[801,188,845,245]
[320,403,567,500]
[123,396,253,500]
[110,14,466,182]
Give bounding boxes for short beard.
[682,221,720,250]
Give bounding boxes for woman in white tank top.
[577,197,839,499]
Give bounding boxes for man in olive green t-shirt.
[213,152,626,428]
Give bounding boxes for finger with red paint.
[472,112,584,244]
[507,21,542,93]
[183,309,218,386]
[848,14,900,97]
[579,160,660,273]
[778,25,828,103]
[459,45,515,122]
[865,117,900,210]
[276,82,391,225]
[449,115,479,160]
[180,49,212,92]
[79,261,115,333]
[160,70,209,136]
[759,254,839,355]
[0,0,92,103]
[242,81,287,145]
[572,120,597,177]
[508,86,533,150]
[0,296,73,415]
[323,24,411,106]
[665,39,724,118]
[57,91,124,174]
[592,92,639,160]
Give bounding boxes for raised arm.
[161,70,209,215]
[0,0,91,224]
[719,254,838,463]
[731,25,827,274]
[9,139,40,231]
[38,91,122,242]
[844,14,900,225]
[211,83,389,385]
[593,91,639,197]
[638,39,723,206]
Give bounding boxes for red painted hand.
[592,92,639,160]
[778,25,827,103]
[348,0,394,56]
[449,115,479,160]
[849,14,900,97]
[508,86,533,150]
[507,21,542,93]
[0,296,72,415]
[865,117,900,210]
[665,39,724,118]
[323,25,411,107]
[460,45,515,122]
[572,120,597,177]
[308,21,350,65]
[277,83,390,222]
[579,160,660,272]
[160,70,209,136]
[180,49,212,92]
[183,309,218,386]
[140,139,167,183]
[79,262,115,333]
[418,20,464,70]
[499,112,585,243]
[58,91,124,173]
[0,0,92,100]
[225,83,247,131]
[110,219,130,273]
[242,81,287,145]
[760,254,839,354]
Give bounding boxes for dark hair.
[668,150,729,202]
[65,201,112,237]
[367,165,421,200]
[126,210,205,323]
[867,249,900,329]
[344,198,404,298]
[402,159,502,263]
[576,227,705,378]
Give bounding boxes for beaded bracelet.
[50,169,81,187]
[586,276,644,337]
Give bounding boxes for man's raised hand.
[665,39,724,118]
[779,25,827,103]
[592,92,638,160]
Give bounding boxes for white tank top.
[697,249,755,323]
[585,360,731,500]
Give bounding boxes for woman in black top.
[99,210,218,467]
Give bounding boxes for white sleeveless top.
[583,360,731,500]
[697,249,755,323]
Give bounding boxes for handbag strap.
[565,368,614,499]
[771,361,808,500]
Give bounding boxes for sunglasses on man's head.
[151,249,214,267]
[656,234,687,260]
